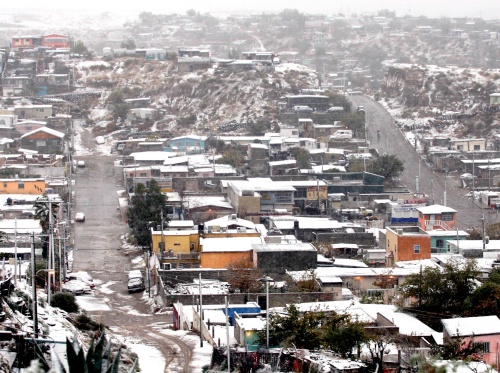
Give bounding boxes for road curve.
[350,95,496,230]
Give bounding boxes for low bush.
[75,313,104,331]
[50,292,79,313]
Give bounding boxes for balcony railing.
[424,219,452,231]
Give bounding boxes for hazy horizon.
[3,0,500,20]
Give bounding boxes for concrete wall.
[255,250,317,274]
[316,232,376,246]
[164,290,340,308]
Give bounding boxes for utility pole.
[482,214,486,251]
[199,273,203,347]
[31,233,38,338]
[444,173,447,207]
[472,153,476,201]
[48,199,54,304]
[317,179,320,214]
[225,296,230,373]
[146,251,151,298]
[488,158,491,191]
[14,219,17,285]
[160,210,165,261]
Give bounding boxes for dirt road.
[71,127,196,372]
[350,95,498,230]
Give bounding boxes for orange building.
[200,236,263,269]
[0,178,45,195]
[385,226,431,263]
[416,204,457,231]
[42,34,71,49]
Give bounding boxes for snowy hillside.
[380,63,500,142]
[78,60,319,134]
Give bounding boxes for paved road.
[71,154,195,372]
[350,95,498,230]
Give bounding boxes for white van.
[293,105,313,113]
[330,130,353,139]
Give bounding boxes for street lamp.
[259,276,273,349]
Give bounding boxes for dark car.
[128,278,145,293]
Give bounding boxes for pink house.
[442,315,500,365]
[417,204,457,231]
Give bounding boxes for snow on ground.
[99,280,117,294]
[116,305,151,317]
[378,98,453,152]
[77,61,111,69]
[72,119,92,156]
[159,329,214,373]
[127,343,165,373]
[275,63,314,74]
[131,255,144,265]
[0,9,130,31]
[76,295,111,311]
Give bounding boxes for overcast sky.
[4,0,500,19]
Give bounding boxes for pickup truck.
[358,207,373,217]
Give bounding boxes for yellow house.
[0,178,45,194]
[151,229,200,255]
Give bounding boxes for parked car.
[327,106,344,113]
[75,212,85,222]
[62,280,91,295]
[77,160,85,167]
[128,270,143,280]
[293,105,313,113]
[460,173,477,180]
[128,278,145,293]
[66,272,95,289]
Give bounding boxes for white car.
[77,160,85,168]
[67,272,95,289]
[75,212,85,222]
[460,173,477,180]
[62,280,91,295]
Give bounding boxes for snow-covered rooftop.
[442,315,500,337]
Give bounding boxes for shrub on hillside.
[50,292,79,313]
[75,313,104,331]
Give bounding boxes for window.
[414,245,421,254]
[473,342,490,353]
[3,182,7,187]
[457,145,464,150]
[441,212,454,221]
[140,173,147,177]
[436,239,444,248]
[294,189,307,199]
[36,140,46,147]
[174,243,181,246]
[474,145,481,151]
[18,182,25,189]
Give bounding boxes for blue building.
[164,135,207,154]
